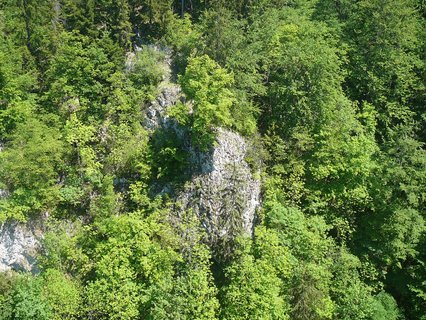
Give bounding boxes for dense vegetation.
[0,0,425,319]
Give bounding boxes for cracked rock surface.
[143,49,261,243]
[178,128,261,240]
[0,220,42,273]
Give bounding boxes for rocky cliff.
[0,48,262,272]
[141,48,261,248]
[0,220,42,273]
[176,128,260,249]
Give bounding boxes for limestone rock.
[178,128,261,239]
[0,220,43,273]
[143,83,182,131]
[143,49,261,244]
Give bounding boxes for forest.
[0,0,425,319]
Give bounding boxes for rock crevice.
[0,220,42,273]
[142,50,261,243]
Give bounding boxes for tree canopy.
[0,0,424,319]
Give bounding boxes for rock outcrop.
[0,47,262,273]
[177,128,260,240]
[143,83,182,131]
[0,220,42,273]
[142,49,261,243]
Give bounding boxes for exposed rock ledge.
[177,128,261,242]
[142,49,261,244]
[0,220,42,273]
[0,48,262,272]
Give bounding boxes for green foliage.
[220,228,291,320]
[370,292,401,320]
[105,123,151,178]
[36,210,219,320]
[0,272,18,320]
[44,31,117,120]
[177,55,235,149]
[64,113,100,181]
[4,275,51,320]
[0,270,81,320]
[265,203,335,319]
[0,1,424,319]
[0,0,57,72]
[126,46,165,96]
[149,127,190,184]
[343,0,423,139]
[256,10,343,137]
[306,101,378,221]
[61,0,96,36]
[146,211,219,319]
[330,249,379,320]
[41,269,81,320]
[0,27,37,137]
[198,7,262,135]
[80,213,180,319]
[128,0,174,38]
[40,221,89,276]
[0,118,64,220]
[163,14,201,73]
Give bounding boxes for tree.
[5,275,51,320]
[41,269,81,320]
[343,0,423,141]
[198,7,261,134]
[253,8,344,138]
[220,227,291,320]
[146,211,219,320]
[82,213,179,319]
[61,0,96,36]
[95,0,133,50]
[1,0,57,73]
[175,54,235,149]
[0,117,64,220]
[44,31,117,121]
[330,248,380,320]
[265,203,335,319]
[0,11,37,138]
[128,0,174,39]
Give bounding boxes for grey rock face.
[178,128,261,239]
[143,83,182,131]
[0,144,43,272]
[0,189,9,198]
[0,220,42,273]
[143,50,261,243]
[141,45,183,132]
